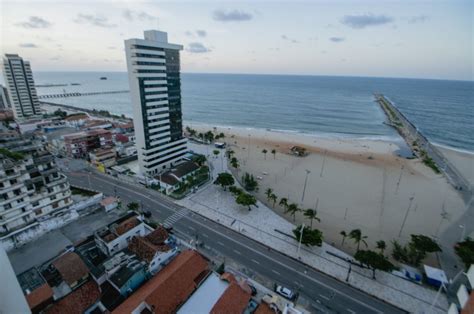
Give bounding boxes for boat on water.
[100,77,107,80]
[70,83,81,85]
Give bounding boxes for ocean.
[33,72,474,153]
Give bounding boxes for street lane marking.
[319,294,330,301]
[188,226,196,231]
[187,216,384,314]
[251,259,260,265]
[272,270,281,275]
[202,233,209,238]
[347,309,356,314]
[233,249,242,255]
[217,241,224,246]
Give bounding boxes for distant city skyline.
[1,1,473,81]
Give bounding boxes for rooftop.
[45,280,100,314]
[109,259,146,289]
[75,238,108,279]
[158,172,180,186]
[210,282,252,314]
[17,267,46,294]
[52,252,89,286]
[100,196,118,207]
[97,213,142,243]
[25,283,54,311]
[171,161,200,178]
[112,250,209,314]
[63,128,111,141]
[128,227,171,263]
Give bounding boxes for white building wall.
[125,30,187,176]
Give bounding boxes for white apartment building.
[2,54,41,120]
[0,134,72,239]
[125,30,187,176]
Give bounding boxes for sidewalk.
[178,145,448,313]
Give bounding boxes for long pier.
[38,90,129,99]
[375,94,471,195]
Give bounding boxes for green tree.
[205,131,215,143]
[127,202,139,211]
[265,188,274,202]
[262,148,268,160]
[242,173,258,191]
[455,238,474,269]
[340,231,348,247]
[194,155,207,166]
[279,197,289,211]
[226,150,235,159]
[303,209,320,228]
[286,203,301,222]
[230,157,239,170]
[376,240,387,255]
[391,234,441,267]
[271,149,276,159]
[355,250,395,279]
[229,186,243,196]
[214,172,234,191]
[270,193,277,208]
[293,225,323,247]
[236,192,257,211]
[349,229,368,251]
[213,150,220,157]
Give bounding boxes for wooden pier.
[375,94,471,195]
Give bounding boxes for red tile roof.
[112,250,209,314]
[114,217,140,235]
[254,303,277,314]
[210,282,251,314]
[128,227,171,262]
[52,252,89,286]
[45,280,100,314]
[462,291,474,314]
[145,226,168,245]
[25,283,54,311]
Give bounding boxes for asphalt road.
[67,170,405,314]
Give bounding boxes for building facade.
[0,134,72,238]
[125,30,187,176]
[0,85,10,109]
[2,54,41,120]
[63,129,113,158]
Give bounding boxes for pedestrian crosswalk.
[163,208,190,228]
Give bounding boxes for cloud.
[341,14,393,29]
[74,13,116,28]
[406,15,429,24]
[212,9,253,22]
[122,9,157,22]
[19,43,39,48]
[186,30,207,37]
[16,16,51,29]
[281,35,298,43]
[186,42,211,53]
[196,30,207,37]
[329,37,345,43]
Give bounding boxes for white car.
[275,285,296,300]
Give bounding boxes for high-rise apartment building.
[2,54,41,120]
[0,133,72,238]
[0,85,10,109]
[125,31,187,176]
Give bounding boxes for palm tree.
[270,193,277,208]
[303,209,320,228]
[349,229,368,251]
[271,149,276,159]
[265,188,273,202]
[376,240,386,255]
[286,203,301,222]
[340,231,348,247]
[262,149,268,160]
[279,197,289,211]
[230,157,239,171]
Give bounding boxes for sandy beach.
[187,122,471,258]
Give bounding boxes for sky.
[1,0,473,80]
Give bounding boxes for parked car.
[275,284,296,300]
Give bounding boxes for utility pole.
[301,169,311,202]
[297,224,305,257]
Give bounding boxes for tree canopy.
[214,172,235,190]
[392,234,441,267]
[236,192,257,211]
[293,225,323,247]
[455,237,474,269]
[355,250,395,279]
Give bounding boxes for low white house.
[100,196,119,212]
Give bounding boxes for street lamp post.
[301,169,311,203]
[460,224,466,242]
[297,224,305,257]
